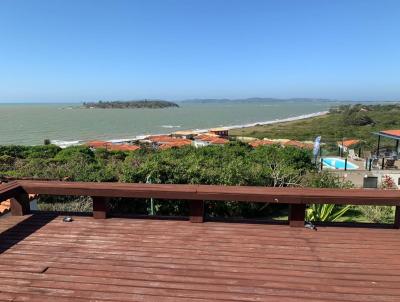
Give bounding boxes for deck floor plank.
[0,214,399,301]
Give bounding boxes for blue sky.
[0,0,399,103]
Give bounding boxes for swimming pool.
[322,157,359,170]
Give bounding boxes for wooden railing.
[1,180,400,228]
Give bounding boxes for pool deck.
[1,214,400,301]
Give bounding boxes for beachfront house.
[209,127,229,137]
[171,130,197,140]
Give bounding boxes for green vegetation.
[0,142,352,220]
[231,103,400,152]
[82,100,179,109]
[0,143,314,185]
[306,204,352,222]
[0,141,394,223]
[357,206,395,223]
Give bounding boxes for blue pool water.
[322,158,359,170]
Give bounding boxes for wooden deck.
[0,214,400,301]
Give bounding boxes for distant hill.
[180,98,344,104]
[82,100,179,109]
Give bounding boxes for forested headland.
[82,100,179,109]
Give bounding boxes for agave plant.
[306,204,351,222]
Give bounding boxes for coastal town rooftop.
[1,180,400,301]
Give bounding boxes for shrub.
[381,175,396,189]
[357,206,395,223]
[54,146,95,163]
[23,145,61,159]
[0,145,28,158]
[37,195,93,212]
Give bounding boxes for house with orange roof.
[86,140,111,149]
[148,135,192,144]
[193,133,229,147]
[158,140,192,150]
[337,139,360,152]
[86,140,140,152]
[171,130,198,139]
[147,135,193,150]
[209,127,229,137]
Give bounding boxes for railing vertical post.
[344,158,348,171]
[189,200,204,223]
[381,158,385,170]
[369,158,372,171]
[289,204,306,227]
[10,192,30,216]
[92,196,109,219]
[394,206,400,229]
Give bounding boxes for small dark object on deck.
[63,216,73,222]
[305,221,317,231]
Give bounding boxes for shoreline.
[220,110,328,131]
[51,110,329,148]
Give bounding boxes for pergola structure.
[373,130,400,157]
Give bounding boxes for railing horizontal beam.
[1,180,400,228]
[17,180,400,205]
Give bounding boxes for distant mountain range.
[179,98,348,104]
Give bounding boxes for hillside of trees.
[83,100,179,109]
[231,103,400,152]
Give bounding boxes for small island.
[82,100,179,109]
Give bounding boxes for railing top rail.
[2,180,400,228]
[1,180,396,205]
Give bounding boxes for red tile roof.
[86,140,110,148]
[159,141,192,149]
[86,141,140,152]
[380,130,400,138]
[337,139,360,148]
[148,135,192,144]
[195,134,217,140]
[195,134,229,144]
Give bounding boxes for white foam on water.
[224,111,329,130]
[50,111,328,147]
[51,140,82,148]
[161,125,182,128]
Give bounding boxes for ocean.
[0,101,341,145]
